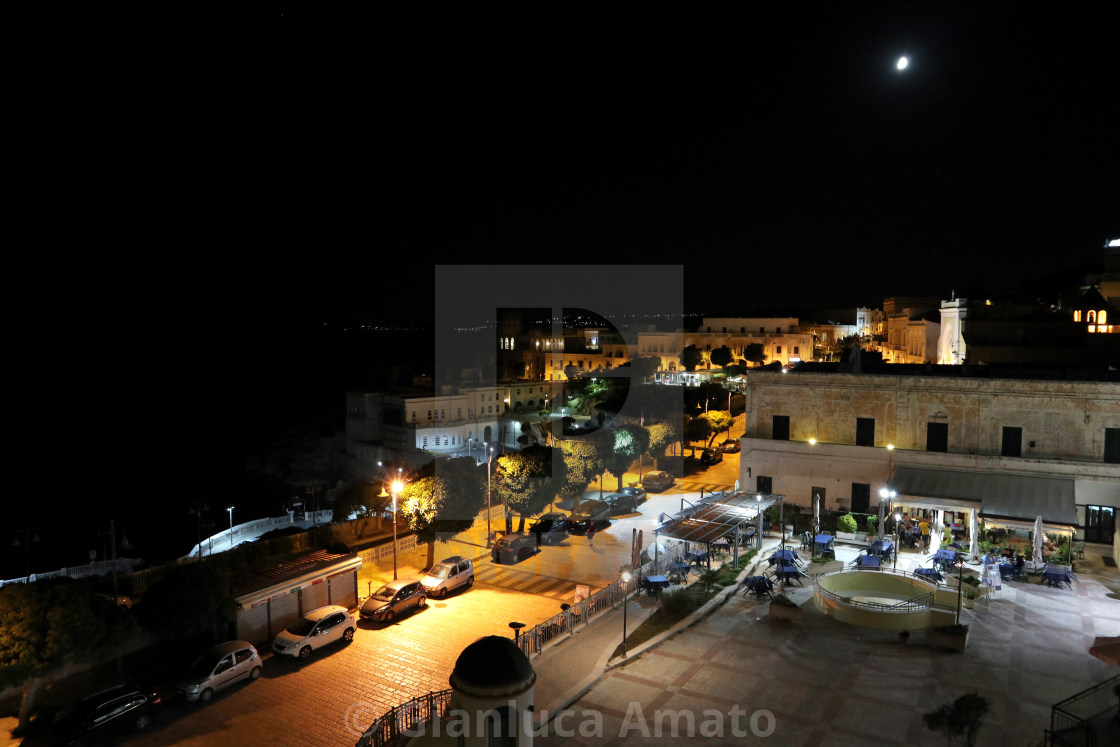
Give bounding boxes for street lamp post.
[12,528,41,582]
[227,507,234,546]
[391,479,402,580]
[621,571,631,657]
[894,512,902,571]
[955,559,964,625]
[486,444,495,547]
[189,501,208,560]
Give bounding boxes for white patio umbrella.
[1033,515,1044,564]
[969,508,979,561]
[813,493,821,535]
[878,499,887,541]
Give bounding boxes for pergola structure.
[656,491,786,569]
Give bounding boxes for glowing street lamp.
[486,444,496,547]
[227,506,234,546]
[379,479,404,580]
[621,571,632,657]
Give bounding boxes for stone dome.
[449,636,536,698]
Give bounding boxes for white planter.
[836,532,861,544]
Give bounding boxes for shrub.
[837,513,858,534]
[866,515,878,534]
[660,588,703,617]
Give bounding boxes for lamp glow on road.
[896,56,909,71]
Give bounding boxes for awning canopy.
[657,491,782,545]
[891,467,1076,527]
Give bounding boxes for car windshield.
[533,520,554,531]
[373,585,399,601]
[428,566,450,579]
[286,618,317,636]
[187,654,222,677]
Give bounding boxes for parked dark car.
[54,683,163,744]
[615,486,647,503]
[491,534,539,563]
[721,439,741,453]
[361,579,427,623]
[641,470,675,492]
[568,500,612,535]
[700,447,724,465]
[603,493,640,516]
[529,512,570,546]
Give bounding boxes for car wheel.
[134,713,153,730]
[249,666,262,680]
[342,628,354,644]
[517,548,531,561]
[466,576,474,588]
[418,595,427,609]
[384,610,395,623]
[298,646,312,661]
[437,588,447,599]
[199,688,213,703]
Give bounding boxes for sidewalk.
[529,534,785,729]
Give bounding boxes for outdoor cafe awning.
[891,467,1076,528]
[657,491,782,545]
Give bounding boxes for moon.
[896,56,909,71]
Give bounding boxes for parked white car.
[272,605,356,660]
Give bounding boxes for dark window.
[756,476,773,494]
[856,418,875,447]
[926,422,948,452]
[1105,428,1120,464]
[851,483,871,514]
[772,415,790,441]
[794,346,799,355]
[1085,505,1115,543]
[1001,426,1023,457]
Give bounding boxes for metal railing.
[0,557,142,588]
[812,567,942,614]
[358,534,419,566]
[1045,674,1120,747]
[356,689,453,747]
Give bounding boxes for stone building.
[738,369,1120,543]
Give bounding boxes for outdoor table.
[1041,568,1074,589]
[741,575,774,599]
[712,538,730,553]
[668,561,691,584]
[855,555,880,569]
[869,540,893,560]
[948,523,964,536]
[774,566,805,585]
[768,549,800,567]
[813,535,835,555]
[644,575,670,596]
[914,568,943,582]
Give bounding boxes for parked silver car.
[177,641,261,702]
[491,534,538,564]
[642,470,675,492]
[422,557,474,599]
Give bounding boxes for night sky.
[253,3,1119,324]
[9,4,1118,578]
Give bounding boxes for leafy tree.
[496,445,566,530]
[603,424,651,491]
[559,432,610,511]
[401,475,484,568]
[743,343,768,366]
[682,415,711,456]
[709,345,733,368]
[333,481,391,536]
[645,421,679,467]
[136,562,236,642]
[1,579,131,732]
[923,692,990,746]
[698,410,734,448]
[679,344,704,371]
[625,356,662,380]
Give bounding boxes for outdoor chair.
[1073,541,1085,559]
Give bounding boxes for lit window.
[1088,310,1096,323]
[1074,310,1081,322]
[1088,325,1096,333]
[1100,310,1107,324]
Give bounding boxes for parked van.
[568,500,611,535]
[421,556,475,598]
